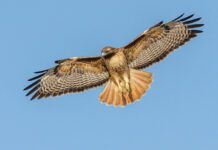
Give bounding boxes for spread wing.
[24,56,109,100]
[123,14,204,69]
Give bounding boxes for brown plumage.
[24,14,204,107]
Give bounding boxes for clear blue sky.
[0,0,217,150]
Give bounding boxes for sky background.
[0,0,217,150]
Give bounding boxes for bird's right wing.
[24,56,109,100]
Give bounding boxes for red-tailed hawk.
[24,14,203,107]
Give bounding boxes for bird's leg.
[123,73,130,92]
[112,76,122,92]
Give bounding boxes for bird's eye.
[101,51,107,56]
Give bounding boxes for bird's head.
[101,46,116,56]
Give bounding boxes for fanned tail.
[99,80,126,106]
[99,69,152,107]
[130,69,152,101]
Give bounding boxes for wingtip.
[172,13,185,21]
[191,30,203,33]
[28,73,44,81]
[188,24,204,28]
[30,92,40,100]
[178,14,195,22]
[183,17,202,24]
[23,87,28,91]
[152,21,164,28]
[54,60,60,64]
[34,69,48,74]
[30,97,35,100]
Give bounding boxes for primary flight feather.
[24,14,204,106]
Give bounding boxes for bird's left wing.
[24,56,109,100]
[123,14,204,69]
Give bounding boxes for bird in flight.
[24,14,203,107]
